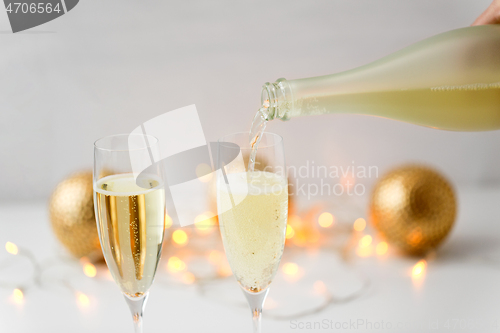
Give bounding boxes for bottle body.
[262,26,500,131]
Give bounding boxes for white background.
[0,0,498,201]
[1,2,500,333]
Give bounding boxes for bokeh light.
[76,292,90,307]
[5,242,18,255]
[172,230,188,246]
[196,163,213,183]
[359,235,372,248]
[353,218,366,232]
[412,260,427,277]
[167,256,186,273]
[376,241,388,256]
[164,215,173,229]
[318,212,334,228]
[282,262,299,276]
[12,289,23,304]
[194,212,215,233]
[83,263,97,278]
[208,250,223,264]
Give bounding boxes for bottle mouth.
[261,82,275,120]
[261,83,270,106]
[261,79,290,121]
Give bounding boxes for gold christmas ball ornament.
[49,171,102,258]
[369,165,457,255]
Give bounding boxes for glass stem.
[252,308,262,333]
[242,288,269,333]
[124,293,149,333]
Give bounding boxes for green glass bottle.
[259,25,500,131]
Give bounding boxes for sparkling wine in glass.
[217,132,288,333]
[93,134,165,333]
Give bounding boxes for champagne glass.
[93,134,165,333]
[216,132,287,333]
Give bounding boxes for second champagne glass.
[93,134,165,333]
[216,132,288,333]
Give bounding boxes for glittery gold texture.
[49,171,101,258]
[370,165,456,255]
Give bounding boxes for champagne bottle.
[259,25,500,131]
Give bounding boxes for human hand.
[473,0,500,25]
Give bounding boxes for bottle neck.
[261,78,292,121]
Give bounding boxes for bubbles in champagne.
[94,174,165,296]
[218,172,288,292]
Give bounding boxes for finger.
[472,1,500,26]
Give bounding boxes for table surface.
[1,186,500,333]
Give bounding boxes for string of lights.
[0,196,445,318]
